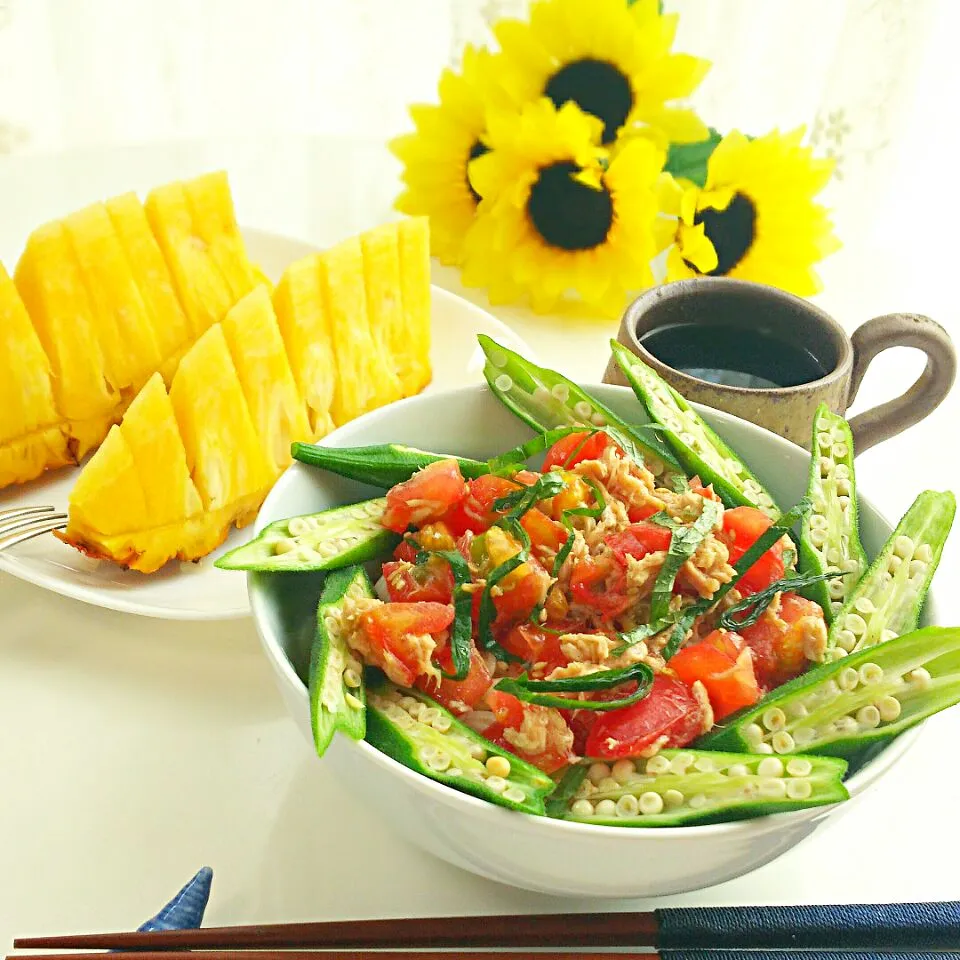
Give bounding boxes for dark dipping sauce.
[638,322,829,390]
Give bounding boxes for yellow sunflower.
[487,0,710,147]
[657,128,840,296]
[462,99,664,317]
[389,45,497,266]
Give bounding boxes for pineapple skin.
[0,262,72,488]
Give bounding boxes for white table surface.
[1,136,958,941]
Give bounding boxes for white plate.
[0,227,536,620]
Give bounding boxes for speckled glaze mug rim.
[622,278,854,397]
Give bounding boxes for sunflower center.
[690,193,757,276]
[467,140,489,205]
[527,161,613,251]
[544,59,633,145]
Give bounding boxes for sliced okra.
[365,681,555,815]
[214,498,400,572]
[799,404,868,621]
[610,341,780,518]
[309,565,373,757]
[555,749,847,826]
[698,626,960,759]
[478,334,683,482]
[292,441,488,487]
[827,490,955,654]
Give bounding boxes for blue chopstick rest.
[137,867,213,932]
[656,901,960,951]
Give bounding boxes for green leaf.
[494,661,654,711]
[664,127,723,188]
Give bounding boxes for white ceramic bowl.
[249,383,931,898]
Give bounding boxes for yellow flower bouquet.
[390,0,839,318]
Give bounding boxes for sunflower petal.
[677,222,719,274]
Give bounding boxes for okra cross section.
[365,681,555,815]
[214,498,400,572]
[799,404,868,621]
[555,749,847,826]
[827,490,955,654]
[699,626,960,759]
[477,334,682,481]
[309,565,373,757]
[610,340,780,518]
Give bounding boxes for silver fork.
[0,505,68,551]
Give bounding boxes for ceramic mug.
[603,278,957,452]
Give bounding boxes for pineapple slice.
[360,222,408,394]
[145,180,236,338]
[182,171,259,301]
[221,286,311,478]
[121,373,203,527]
[14,221,119,458]
[169,324,274,524]
[319,237,403,424]
[62,425,150,538]
[0,263,71,487]
[272,255,336,438]
[105,192,192,380]
[396,217,432,394]
[65,202,163,395]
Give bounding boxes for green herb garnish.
[718,570,844,631]
[494,661,654,711]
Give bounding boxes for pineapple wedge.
[65,203,163,395]
[183,171,259,301]
[272,254,336,438]
[145,180,236,338]
[221,287,311,478]
[360,222,408,394]
[319,237,403,424]
[121,373,203,527]
[396,217,432,395]
[0,262,71,488]
[169,324,274,524]
[105,192,192,381]
[14,221,119,458]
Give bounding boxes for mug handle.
[846,313,956,454]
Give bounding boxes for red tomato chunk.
[381,460,467,533]
[669,629,760,719]
[718,506,785,595]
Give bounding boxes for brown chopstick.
[8,953,658,960]
[13,913,660,952]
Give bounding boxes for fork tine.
[0,510,68,538]
[0,514,68,550]
[0,504,56,522]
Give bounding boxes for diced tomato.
[513,470,540,486]
[417,643,492,713]
[739,592,825,690]
[381,460,467,534]
[689,475,721,502]
[485,689,575,774]
[542,431,621,471]
[669,629,760,719]
[444,474,519,535]
[584,675,703,759]
[718,506,785,596]
[544,471,595,521]
[454,531,474,561]
[569,556,633,618]
[382,556,455,604]
[472,527,552,627]
[357,602,455,687]
[521,508,568,561]
[562,682,643,754]
[392,539,420,563]
[500,622,568,673]
[628,502,661,522]
[605,521,672,565]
